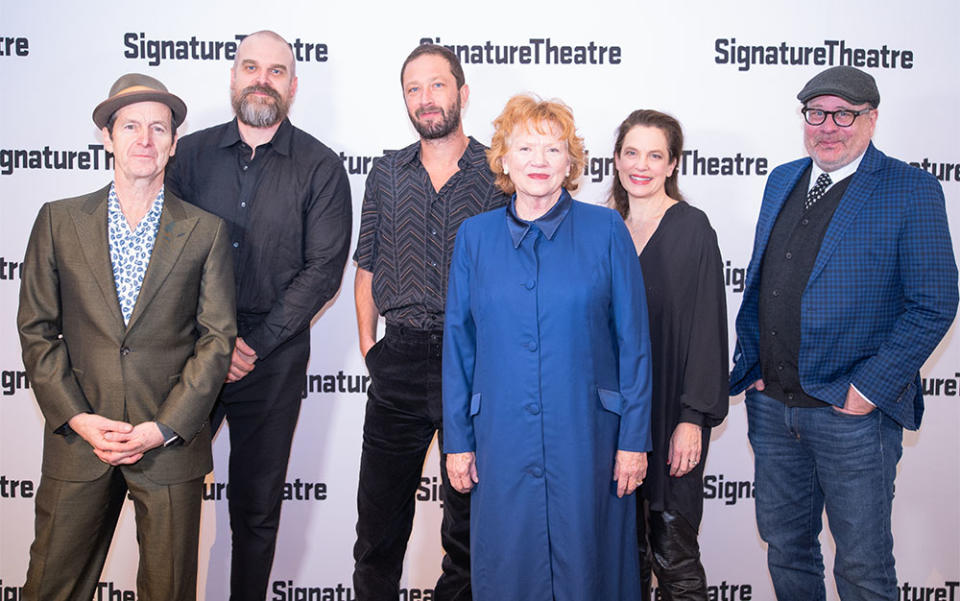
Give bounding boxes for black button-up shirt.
[354,137,507,329]
[166,118,352,359]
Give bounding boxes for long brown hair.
[609,109,685,219]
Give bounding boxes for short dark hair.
[400,43,465,89]
[609,109,685,219]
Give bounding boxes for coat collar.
[71,183,199,335]
[506,189,573,248]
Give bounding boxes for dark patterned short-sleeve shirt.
[354,137,507,329]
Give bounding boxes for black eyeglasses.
[802,107,873,127]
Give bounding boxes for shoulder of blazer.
[43,183,111,216]
[767,157,811,191]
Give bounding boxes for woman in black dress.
[610,110,729,600]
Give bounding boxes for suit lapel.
[807,143,882,284]
[71,185,126,333]
[125,193,199,332]
[752,159,810,273]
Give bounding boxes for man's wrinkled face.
[803,95,876,172]
[103,101,177,185]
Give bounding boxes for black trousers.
[212,329,310,601]
[637,503,708,601]
[353,326,471,601]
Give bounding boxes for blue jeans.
[745,389,902,601]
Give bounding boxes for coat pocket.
[597,387,624,415]
[470,392,482,416]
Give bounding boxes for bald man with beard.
[166,30,352,601]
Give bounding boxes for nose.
[421,86,435,106]
[531,147,547,165]
[137,128,152,146]
[819,116,840,133]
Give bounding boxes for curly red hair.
[487,94,585,195]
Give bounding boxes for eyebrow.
[241,59,287,72]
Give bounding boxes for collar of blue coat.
[506,188,573,248]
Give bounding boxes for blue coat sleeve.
[850,171,958,410]
[609,214,653,452]
[443,224,478,453]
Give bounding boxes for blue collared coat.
[443,191,652,601]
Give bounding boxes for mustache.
[241,84,282,103]
[415,105,445,119]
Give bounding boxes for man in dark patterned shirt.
[352,44,506,600]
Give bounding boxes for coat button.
[526,403,540,415]
[120,346,131,356]
[524,279,536,290]
[527,341,538,352]
[529,466,543,478]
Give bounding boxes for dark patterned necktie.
[805,172,832,211]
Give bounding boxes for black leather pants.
[637,505,708,601]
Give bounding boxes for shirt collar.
[218,117,293,156]
[506,189,573,248]
[107,182,165,231]
[398,136,486,171]
[809,147,866,192]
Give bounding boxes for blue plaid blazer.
[730,143,957,429]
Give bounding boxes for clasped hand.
[69,413,164,466]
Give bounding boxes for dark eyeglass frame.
[801,107,874,128]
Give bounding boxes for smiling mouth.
[629,175,652,184]
[528,173,550,180]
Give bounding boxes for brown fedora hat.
[92,73,187,129]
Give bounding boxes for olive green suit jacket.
[18,184,237,484]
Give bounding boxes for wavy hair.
[487,94,585,195]
[609,109,685,219]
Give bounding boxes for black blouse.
[637,201,729,526]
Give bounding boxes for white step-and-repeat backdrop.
[2,1,958,599]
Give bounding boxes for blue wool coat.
[730,143,958,429]
[443,191,652,601]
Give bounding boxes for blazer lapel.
[70,185,126,332]
[807,143,882,285]
[751,159,810,274]
[125,193,199,332]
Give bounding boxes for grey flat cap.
[797,66,880,107]
[93,73,187,129]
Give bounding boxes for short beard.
[409,96,462,140]
[231,84,290,128]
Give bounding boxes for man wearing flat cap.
[730,65,957,600]
[17,73,236,601]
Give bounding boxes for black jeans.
[212,329,310,601]
[638,504,708,601]
[353,326,471,601]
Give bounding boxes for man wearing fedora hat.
[17,73,236,601]
[730,66,957,600]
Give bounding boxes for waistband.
[385,324,444,343]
